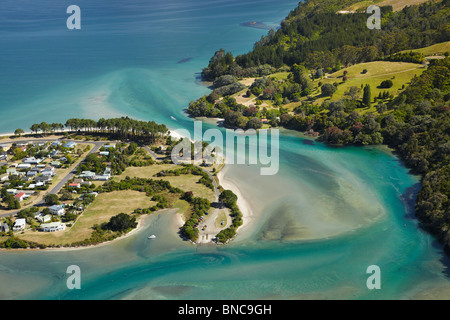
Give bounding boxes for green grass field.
[312,60,426,107]
[18,190,152,246]
[400,41,450,56]
[114,164,217,203]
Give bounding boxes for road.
[144,145,227,243]
[0,138,106,218]
[2,139,229,243]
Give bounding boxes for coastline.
[0,212,152,252]
[216,168,256,239]
[0,123,257,248]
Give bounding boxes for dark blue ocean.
[0,0,449,300]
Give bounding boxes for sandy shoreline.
[0,125,257,247]
[0,213,153,253]
[216,168,256,238]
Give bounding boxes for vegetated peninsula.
[187,0,450,253]
[0,117,239,249]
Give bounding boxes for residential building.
[40,222,66,232]
[14,192,26,201]
[68,183,80,188]
[49,205,65,216]
[13,218,26,232]
[41,167,55,176]
[35,214,51,223]
[1,222,10,233]
[23,157,42,164]
[35,175,52,183]
[50,161,61,168]
[50,141,62,148]
[95,174,110,181]
[49,150,60,157]
[6,168,17,175]
[64,141,77,149]
[79,171,96,180]
[6,189,17,195]
[27,170,37,177]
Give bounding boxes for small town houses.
[1,139,82,194]
[0,139,85,233]
[40,222,66,232]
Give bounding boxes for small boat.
[170,116,177,121]
[148,235,156,239]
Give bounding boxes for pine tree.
[363,84,371,107]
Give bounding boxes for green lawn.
[312,60,426,106]
[114,164,217,203]
[18,190,153,246]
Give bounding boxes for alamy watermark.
[367,5,381,30]
[66,265,81,290]
[171,121,279,176]
[66,5,81,30]
[366,265,381,290]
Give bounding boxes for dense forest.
[202,0,449,80]
[192,0,450,253]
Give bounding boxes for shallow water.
[1,0,450,300]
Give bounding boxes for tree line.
[21,117,169,144]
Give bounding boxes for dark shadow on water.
[301,139,314,146]
[400,183,421,220]
[400,182,450,278]
[177,57,192,64]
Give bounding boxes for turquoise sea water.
[1,0,450,300]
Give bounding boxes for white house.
[95,174,110,181]
[41,167,55,176]
[40,222,66,232]
[49,205,65,216]
[79,171,96,180]
[35,213,51,223]
[23,157,42,164]
[64,141,77,149]
[14,192,27,202]
[13,218,26,232]
[6,168,17,176]
[17,163,31,169]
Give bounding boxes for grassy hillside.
[400,41,450,56]
[314,61,426,107]
[344,0,434,12]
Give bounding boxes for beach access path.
[143,146,227,244]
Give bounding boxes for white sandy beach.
[216,168,256,239]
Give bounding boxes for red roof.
[14,192,25,198]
